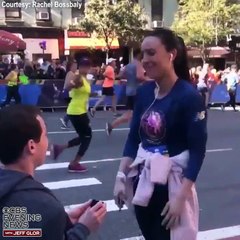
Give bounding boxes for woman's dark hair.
[146,28,190,81]
[78,58,91,68]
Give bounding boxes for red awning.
[0,30,26,53]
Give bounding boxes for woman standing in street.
[113,29,207,240]
[52,58,93,173]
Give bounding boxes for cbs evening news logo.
[2,207,42,237]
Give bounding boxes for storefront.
[187,46,231,69]
[64,29,120,66]
[0,26,64,62]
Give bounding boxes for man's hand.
[78,201,107,232]
[67,200,91,224]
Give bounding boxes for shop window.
[5,0,22,19]
[151,0,163,21]
[35,0,51,21]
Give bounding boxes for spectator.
[55,61,67,79]
[33,63,45,79]
[0,105,107,240]
[47,60,56,79]
[0,64,21,108]
[225,64,238,111]
[41,59,50,77]
[24,60,34,78]
[0,56,8,78]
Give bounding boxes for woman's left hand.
[161,194,186,230]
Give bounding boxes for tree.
[78,0,147,60]
[112,0,148,46]
[172,0,240,63]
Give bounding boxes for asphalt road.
[35,108,240,240]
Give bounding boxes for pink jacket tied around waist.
[126,145,199,240]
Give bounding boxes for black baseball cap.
[79,58,91,67]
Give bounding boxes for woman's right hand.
[113,177,126,210]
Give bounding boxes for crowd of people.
[0,27,238,240]
[0,58,68,80]
[0,57,122,82]
[191,63,240,111]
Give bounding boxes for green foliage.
[77,0,148,51]
[172,0,240,61]
[113,0,148,45]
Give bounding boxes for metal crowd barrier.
[1,80,240,109]
[0,79,127,110]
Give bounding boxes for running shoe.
[61,126,70,130]
[113,113,122,118]
[106,122,113,136]
[60,118,68,128]
[68,163,88,173]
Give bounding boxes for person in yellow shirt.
[0,64,21,108]
[51,58,93,172]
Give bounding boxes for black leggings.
[228,89,236,110]
[134,180,170,240]
[67,114,92,157]
[1,86,21,107]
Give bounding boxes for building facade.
[139,0,178,28]
[0,0,178,62]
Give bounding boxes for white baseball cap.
[107,58,116,64]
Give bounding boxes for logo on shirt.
[141,110,166,144]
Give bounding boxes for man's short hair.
[0,105,42,165]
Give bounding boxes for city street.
[36,108,240,240]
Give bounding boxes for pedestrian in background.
[106,49,146,135]
[90,58,120,117]
[52,58,94,173]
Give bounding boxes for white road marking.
[37,158,122,170]
[65,199,127,213]
[211,106,240,111]
[121,225,240,240]
[48,127,129,135]
[197,225,240,239]
[38,148,233,171]
[42,178,101,190]
[207,148,232,153]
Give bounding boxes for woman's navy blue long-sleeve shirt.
[123,79,207,182]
